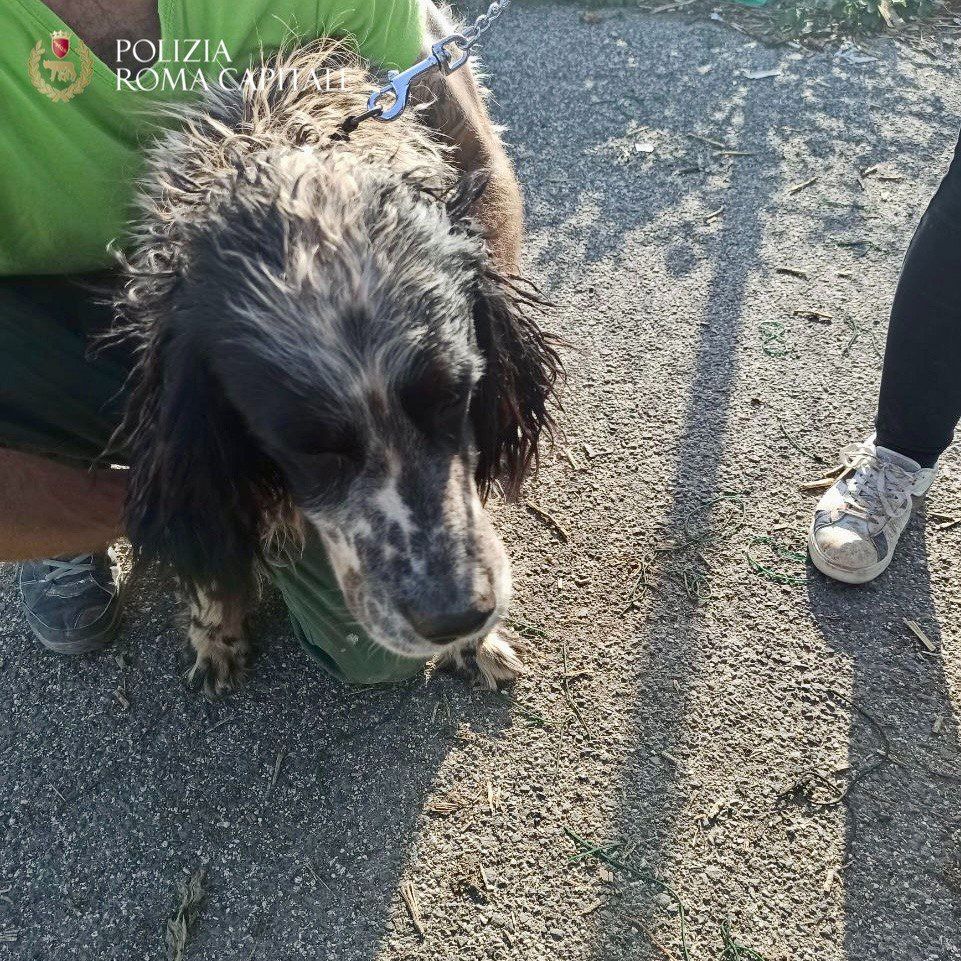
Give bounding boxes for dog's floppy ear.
[119,325,283,599]
[471,269,562,501]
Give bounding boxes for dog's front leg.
[186,590,251,697]
[436,630,524,691]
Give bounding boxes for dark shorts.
[0,274,425,685]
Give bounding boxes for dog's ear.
[471,270,562,501]
[120,327,283,599]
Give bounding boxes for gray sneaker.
[17,551,123,653]
[808,439,936,584]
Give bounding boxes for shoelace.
[838,443,916,528]
[40,553,97,584]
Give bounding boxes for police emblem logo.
[29,30,93,102]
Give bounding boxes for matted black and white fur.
[112,42,560,694]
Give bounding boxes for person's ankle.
[873,436,939,470]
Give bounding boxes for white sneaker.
[808,438,936,584]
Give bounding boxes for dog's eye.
[403,379,468,421]
[436,388,468,417]
[308,451,355,472]
[278,426,361,465]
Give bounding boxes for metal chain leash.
[339,0,513,134]
[460,0,512,46]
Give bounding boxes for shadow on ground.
[808,520,961,961]
[0,569,510,959]
[498,7,961,961]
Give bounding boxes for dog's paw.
[474,632,525,689]
[435,631,524,690]
[185,634,250,699]
[185,592,251,698]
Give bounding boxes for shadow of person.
[805,511,961,961]
[0,565,512,961]
[185,586,516,960]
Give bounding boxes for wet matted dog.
[112,41,561,694]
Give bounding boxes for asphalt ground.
[2,5,960,959]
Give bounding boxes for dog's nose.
[405,603,494,644]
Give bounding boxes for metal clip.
[366,35,471,121]
[432,34,472,73]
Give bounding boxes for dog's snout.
[404,602,495,644]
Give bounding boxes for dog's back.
[132,41,453,245]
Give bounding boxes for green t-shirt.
[2,0,425,275]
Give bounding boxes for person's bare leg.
[0,448,124,562]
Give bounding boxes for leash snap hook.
[432,34,471,73]
[357,0,512,128]
[366,52,440,121]
[366,33,473,122]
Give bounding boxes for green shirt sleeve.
[163,0,426,74]
[317,0,427,71]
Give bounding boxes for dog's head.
[118,148,559,658]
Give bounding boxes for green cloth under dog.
[2,0,424,275]
[0,274,427,685]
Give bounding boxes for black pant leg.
[874,130,961,467]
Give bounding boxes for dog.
[112,41,560,694]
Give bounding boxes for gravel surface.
[3,6,961,960]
